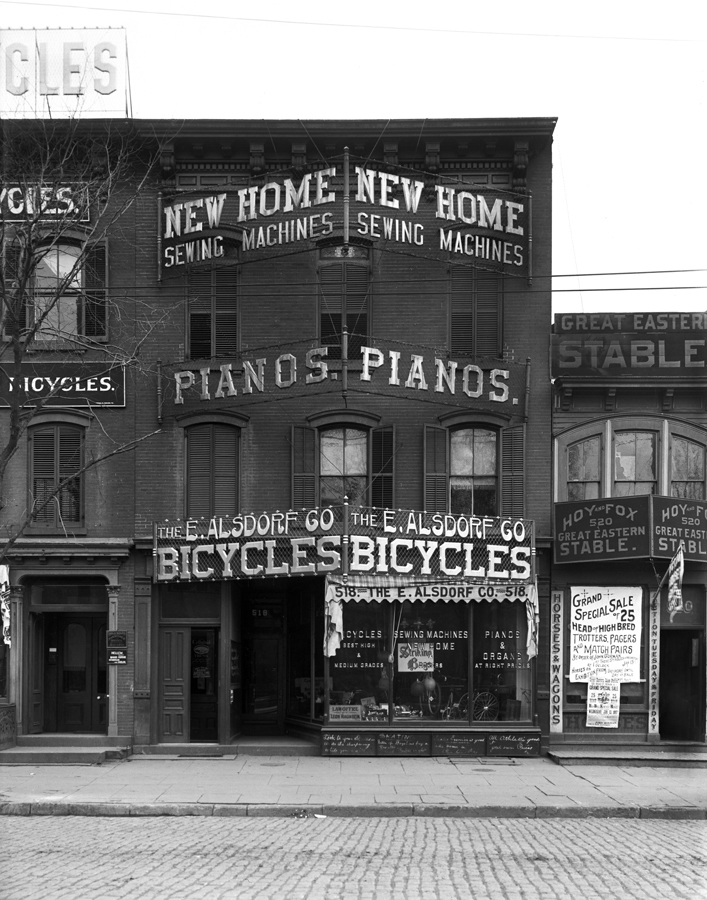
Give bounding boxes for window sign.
[569,586,642,684]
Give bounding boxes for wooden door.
[190,628,218,742]
[27,613,44,733]
[660,630,705,741]
[159,627,189,742]
[56,616,106,733]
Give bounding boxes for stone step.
[548,747,707,768]
[132,737,320,758]
[0,746,129,765]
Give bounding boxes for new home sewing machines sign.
[160,162,530,277]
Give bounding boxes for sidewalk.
[1,754,706,819]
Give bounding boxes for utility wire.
[5,2,704,44]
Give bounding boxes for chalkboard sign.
[322,731,376,756]
[487,733,540,757]
[377,732,431,756]
[432,734,486,758]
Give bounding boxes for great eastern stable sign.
[554,496,707,563]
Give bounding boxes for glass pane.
[615,432,655,494]
[344,430,367,475]
[288,593,312,719]
[473,482,497,516]
[393,602,469,723]
[473,430,497,475]
[473,603,531,721]
[328,601,389,723]
[320,429,344,476]
[451,431,474,476]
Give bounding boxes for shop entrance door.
[242,636,284,734]
[159,626,219,743]
[659,630,705,742]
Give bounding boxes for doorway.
[40,613,108,734]
[659,629,705,742]
[159,626,219,742]
[240,588,285,735]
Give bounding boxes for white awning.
[324,575,538,660]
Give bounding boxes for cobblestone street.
[2,817,705,899]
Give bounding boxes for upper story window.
[185,422,240,518]
[425,421,524,517]
[29,421,84,528]
[557,417,707,501]
[187,264,238,359]
[9,242,107,343]
[318,247,369,360]
[450,265,502,357]
[292,416,393,509]
[449,428,498,515]
[671,436,706,499]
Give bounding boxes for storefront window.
[472,602,531,721]
[327,599,533,724]
[328,601,390,722]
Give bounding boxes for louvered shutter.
[57,426,82,523]
[83,244,107,338]
[212,424,239,515]
[319,263,343,358]
[213,268,238,357]
[501,425,525,517]
[450,266,501,357]
[345,263,369,359]
[31,427,56,523]
[186,425,213,517]
[475,273,501,357]
[450,266,474,356]
[371,426,394,508]
[188,269,214,359]
[292,425,316,508]
[424,425,448,513]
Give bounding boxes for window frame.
[186,263,239,360]
[449,264,503,358]
[555,416,707,501]
[317,247,370,360]
[425,418,524,518]
[292,413,394,509]
[27,414,89,531]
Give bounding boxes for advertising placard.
[569,586,642,684]
[586,681,620,728]
[154,507,534,584]
[554,497,651,563]
[0,363,126,407]
[651,497,707,561]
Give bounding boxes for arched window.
[556,417,707,501]
[449,427,498,515]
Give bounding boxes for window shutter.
[424,425,448,513]
[213,268,238,357]
[501,425,525,517]
[57,426,82,523]
[475,273,501,357]
[345,263,369,358]
[188,269,214,359]
[450,266,501,357]
[319,263,343,355]
[292,425,316,508]
[31,427,56,523]
[371,426,394,508]
[186,425,213,518]
[212,424,239,515]
[450,266,474,356]
[83,244,107,338]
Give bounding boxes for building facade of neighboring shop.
[140,117,556,757]
[0,117,155,750]
[550,312,707,746]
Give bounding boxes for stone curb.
[0,801,705,819]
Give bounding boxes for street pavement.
[1,754,706,819]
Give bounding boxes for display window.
[327,599,532,725]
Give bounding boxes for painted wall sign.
[153,507,534,584]
[0,28,128,118]
[554,497,651,563]
[0,363,126,407]
[167,341,527,416]
[160,164,530,277]
[569,586,642,684]
[549,590,564,733]
[555,496,707,563]
[551,313,707,378]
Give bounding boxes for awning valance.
[324,575,538,660]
